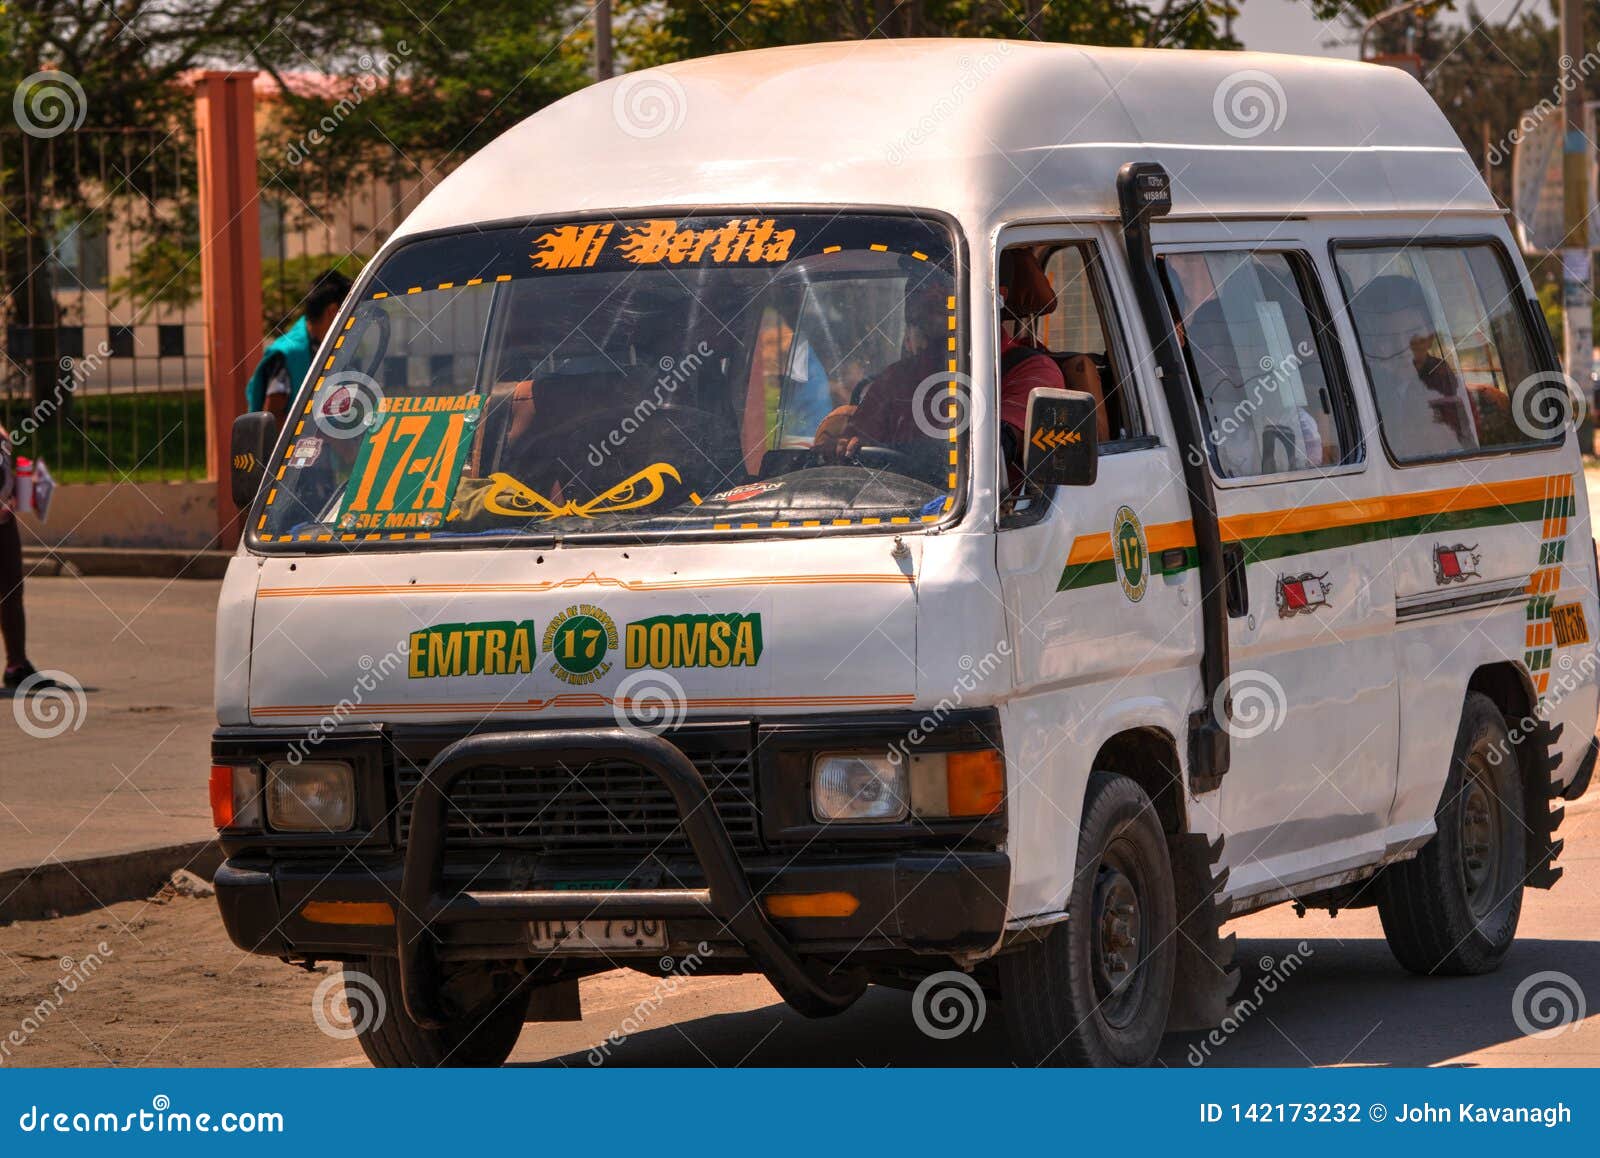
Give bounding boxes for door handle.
[1223,543,1248,618]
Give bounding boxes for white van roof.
[395,39,1492,242]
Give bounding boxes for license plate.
[529,918,667,953]
[1552,602,1590,647]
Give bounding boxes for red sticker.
[711,482,782,503]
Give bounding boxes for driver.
[817,278,949,459]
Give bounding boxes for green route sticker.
[335,394,481,533]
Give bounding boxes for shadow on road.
[529,937,1599,1067]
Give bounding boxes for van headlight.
[265,760,355,832]
[811,753,908,822]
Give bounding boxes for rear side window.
[1163,250,1356,479]
[1334,243,1549,462]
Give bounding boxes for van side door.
[994,226,1202,920]
[1155,236,1401,900]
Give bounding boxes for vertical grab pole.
[1114,162,1231,791]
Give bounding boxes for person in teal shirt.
[245,270,352,427]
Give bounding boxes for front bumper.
[216,847,1009,960]
[213,721,1009,1025]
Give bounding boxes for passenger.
[1349,274,1473,457]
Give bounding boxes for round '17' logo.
[1112,505,1148,603]
[544,604,619,686]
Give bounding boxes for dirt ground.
[2,787,1597,1069]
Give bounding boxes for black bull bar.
[398,728,868,1027]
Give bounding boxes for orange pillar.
[193,71,263,547]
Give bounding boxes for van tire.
[1377,691,1525,976]
[348,957,528,1068]
[999,771,1177,1066]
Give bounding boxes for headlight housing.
[811,753,908,822]
[265,760,355,832]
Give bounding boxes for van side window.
[998,236,1139,451]
[1335,244,1547,462]
[1025,242,1141,444]
[1162,251,1356,479]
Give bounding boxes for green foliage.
[1,390,206,483]
[262,0,1247,208]
[259,1,594,207]
[109,201,201,314]
[261,252,368,334]
[640,0,1240,58]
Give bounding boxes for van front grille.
[393,750,762,857]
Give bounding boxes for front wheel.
[347,956,530,1068]
[1000,771,1177,1066]
[1377,691,1526,975]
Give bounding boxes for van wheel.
[1377,691,1525,975]
[999,771,1177,1066]
[348,957,529,1068]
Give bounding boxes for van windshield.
[255,213,963,547]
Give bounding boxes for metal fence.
[0,127,205,484]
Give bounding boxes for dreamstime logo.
[910,371,972,440]
[13,71,87,139]
[587,942,712,1065]
[1510,371,1586,441]
[885,42,1013,164]
[586,341,712,467]
[612,71,687,139]
[1512,970,1586,1039]
[283,41,412,165]
[0,942,112,1065]
[1187,943,1313,1066]
[1213,669,1288,740]
[611,670,688,736]
[311,371,385,439]
[284,643,407,766]
[1212,70,1287,139]
[312,969,386,1040]
[886,641,1010,767]
[12,671,87,739]
[911,970,986,1040]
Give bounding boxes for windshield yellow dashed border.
[258,245,961,543]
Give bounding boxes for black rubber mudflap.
[1165,832,1238,1031]
[1522,718,1566,890]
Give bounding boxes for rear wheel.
[349,956,530,1068]
[1000,771,1177,1066]
[1377,691,1525,975]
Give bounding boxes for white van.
[211,40,1598,1067]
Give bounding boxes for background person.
[0,425,54,692]
[246,270,354,429]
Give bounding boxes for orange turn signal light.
[209,765,234,828]
[946,750,1005,817]
[301,901,396,927]
[763,891,860,918]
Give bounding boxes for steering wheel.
[848,443,919,475]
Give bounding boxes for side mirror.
[1022,388,1098,488]
[230,413,278,510]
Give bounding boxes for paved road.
[1,792,1595,1066]
[0,574,1595,1066]
[0,576,217,872]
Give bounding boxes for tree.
[640,0,1240,60]
[1,0,357,406]
[256,2,593,231]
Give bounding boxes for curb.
[22,546,233,581]
[0,841,222,923]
